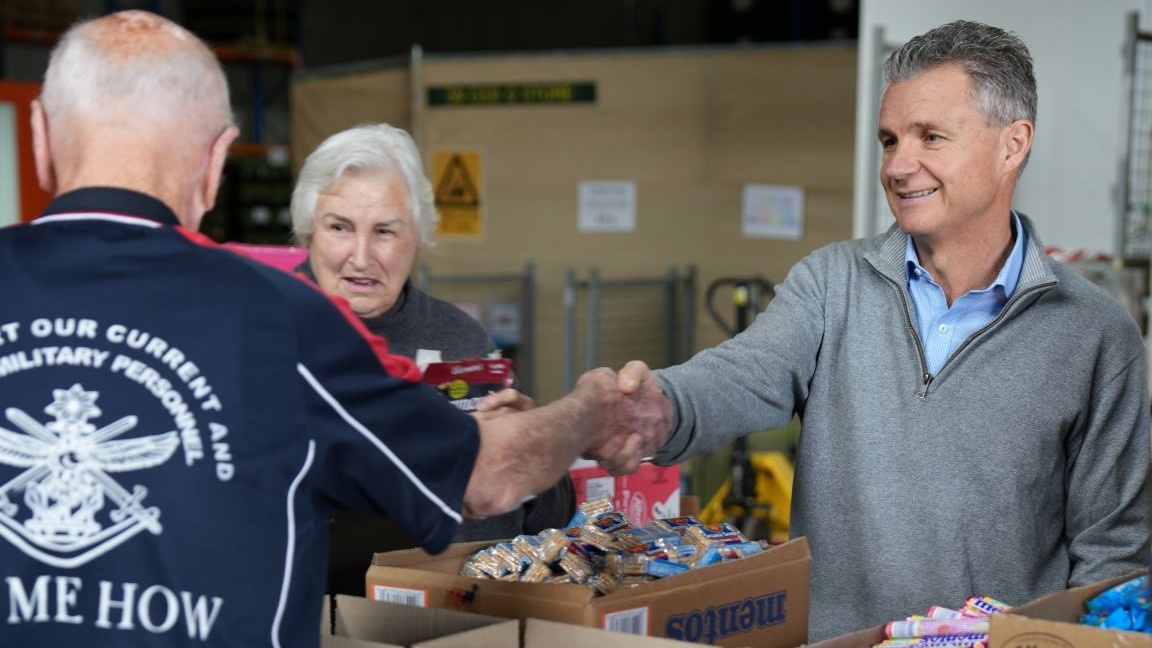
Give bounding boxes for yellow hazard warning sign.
[432,150,483,238]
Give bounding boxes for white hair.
[290,123,439,248]
[40,12,234,136]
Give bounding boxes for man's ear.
[1003,119,1034,172]
[201,125,240,213]
[186,125,240,230]
[30,100,57,195]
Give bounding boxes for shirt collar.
[904,210,1027,297]
[38,187,181,227]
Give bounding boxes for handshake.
[463,360,673,519]
[571,360,674,476]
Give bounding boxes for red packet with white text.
[422,358,514,412]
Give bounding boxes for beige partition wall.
[292,45,857,402]
[292,67,413,175]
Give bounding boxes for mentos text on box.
[365,537,810,648]
[568,459,680,527]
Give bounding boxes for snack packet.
[423,357,514,412]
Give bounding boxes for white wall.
[0,103,18,228]
[853,0,1142,255]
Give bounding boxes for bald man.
[0,11,647,646]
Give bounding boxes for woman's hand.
[472,388,536,420]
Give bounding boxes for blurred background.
[3,0,1150,527]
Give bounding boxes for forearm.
[1067,356,1151,583]
[463,379,609,518]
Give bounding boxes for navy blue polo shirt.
[0,188,478,646]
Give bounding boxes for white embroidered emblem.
[0,384,179,568]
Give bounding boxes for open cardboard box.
[986,570,1151,648]
[321,594,519,648]
[523,618,715,647]
[804,570,1151,648]
[366,536,811,648]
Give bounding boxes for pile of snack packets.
[1079,573,1150,633]
[459,499,769,595]
[869,595,1008,648]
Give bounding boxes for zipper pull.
[917,373,932,399]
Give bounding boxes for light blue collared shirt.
[906,211,1026,376]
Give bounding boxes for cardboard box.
[799,624,884,648]
[322,594,519,648]
[986,570,1151,648]
[524,618,704,647]
[366,536,810,648]
[804,570,1152,648]
[568,459,681,526]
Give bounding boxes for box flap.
[322,635,404,648]
[334,595,512,646]
[985,570,1152,648]
[524,618,697,647]
[989,613,1152,648]
[799,624,886,648]
[1007,570,1144,623]
[413,621,520,648]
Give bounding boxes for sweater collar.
[867,211,1057,291]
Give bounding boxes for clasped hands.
[470,360,671,475]
[463,360,671,519]
[573,360,673,476]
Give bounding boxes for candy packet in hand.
[422,357,513,412]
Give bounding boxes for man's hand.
[461,364,670,518]
[582,360,673,476]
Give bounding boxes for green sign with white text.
[427,82,596,106]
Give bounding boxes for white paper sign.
[743,184,804,240]
[487,301,522,347]
[579,181,636,232]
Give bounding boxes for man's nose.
[883,142,918,181]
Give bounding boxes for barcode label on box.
[372,585,427,607]
[603,607,649,635]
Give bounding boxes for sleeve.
[288,281,480,554]
[1065,325,1151,586]
[653,250,827,464]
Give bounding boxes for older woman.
[290,123,575,595]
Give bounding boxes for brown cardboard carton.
[523,618,702,646]
[366,536,810,648]
[986,570,1151,648]
[799,624,885,648]
[804,570,1152,648]
[322,594,519,648]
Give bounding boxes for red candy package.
[422,357,514,412]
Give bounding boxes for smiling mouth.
[897,188,938,199]
[343,277,380,288]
